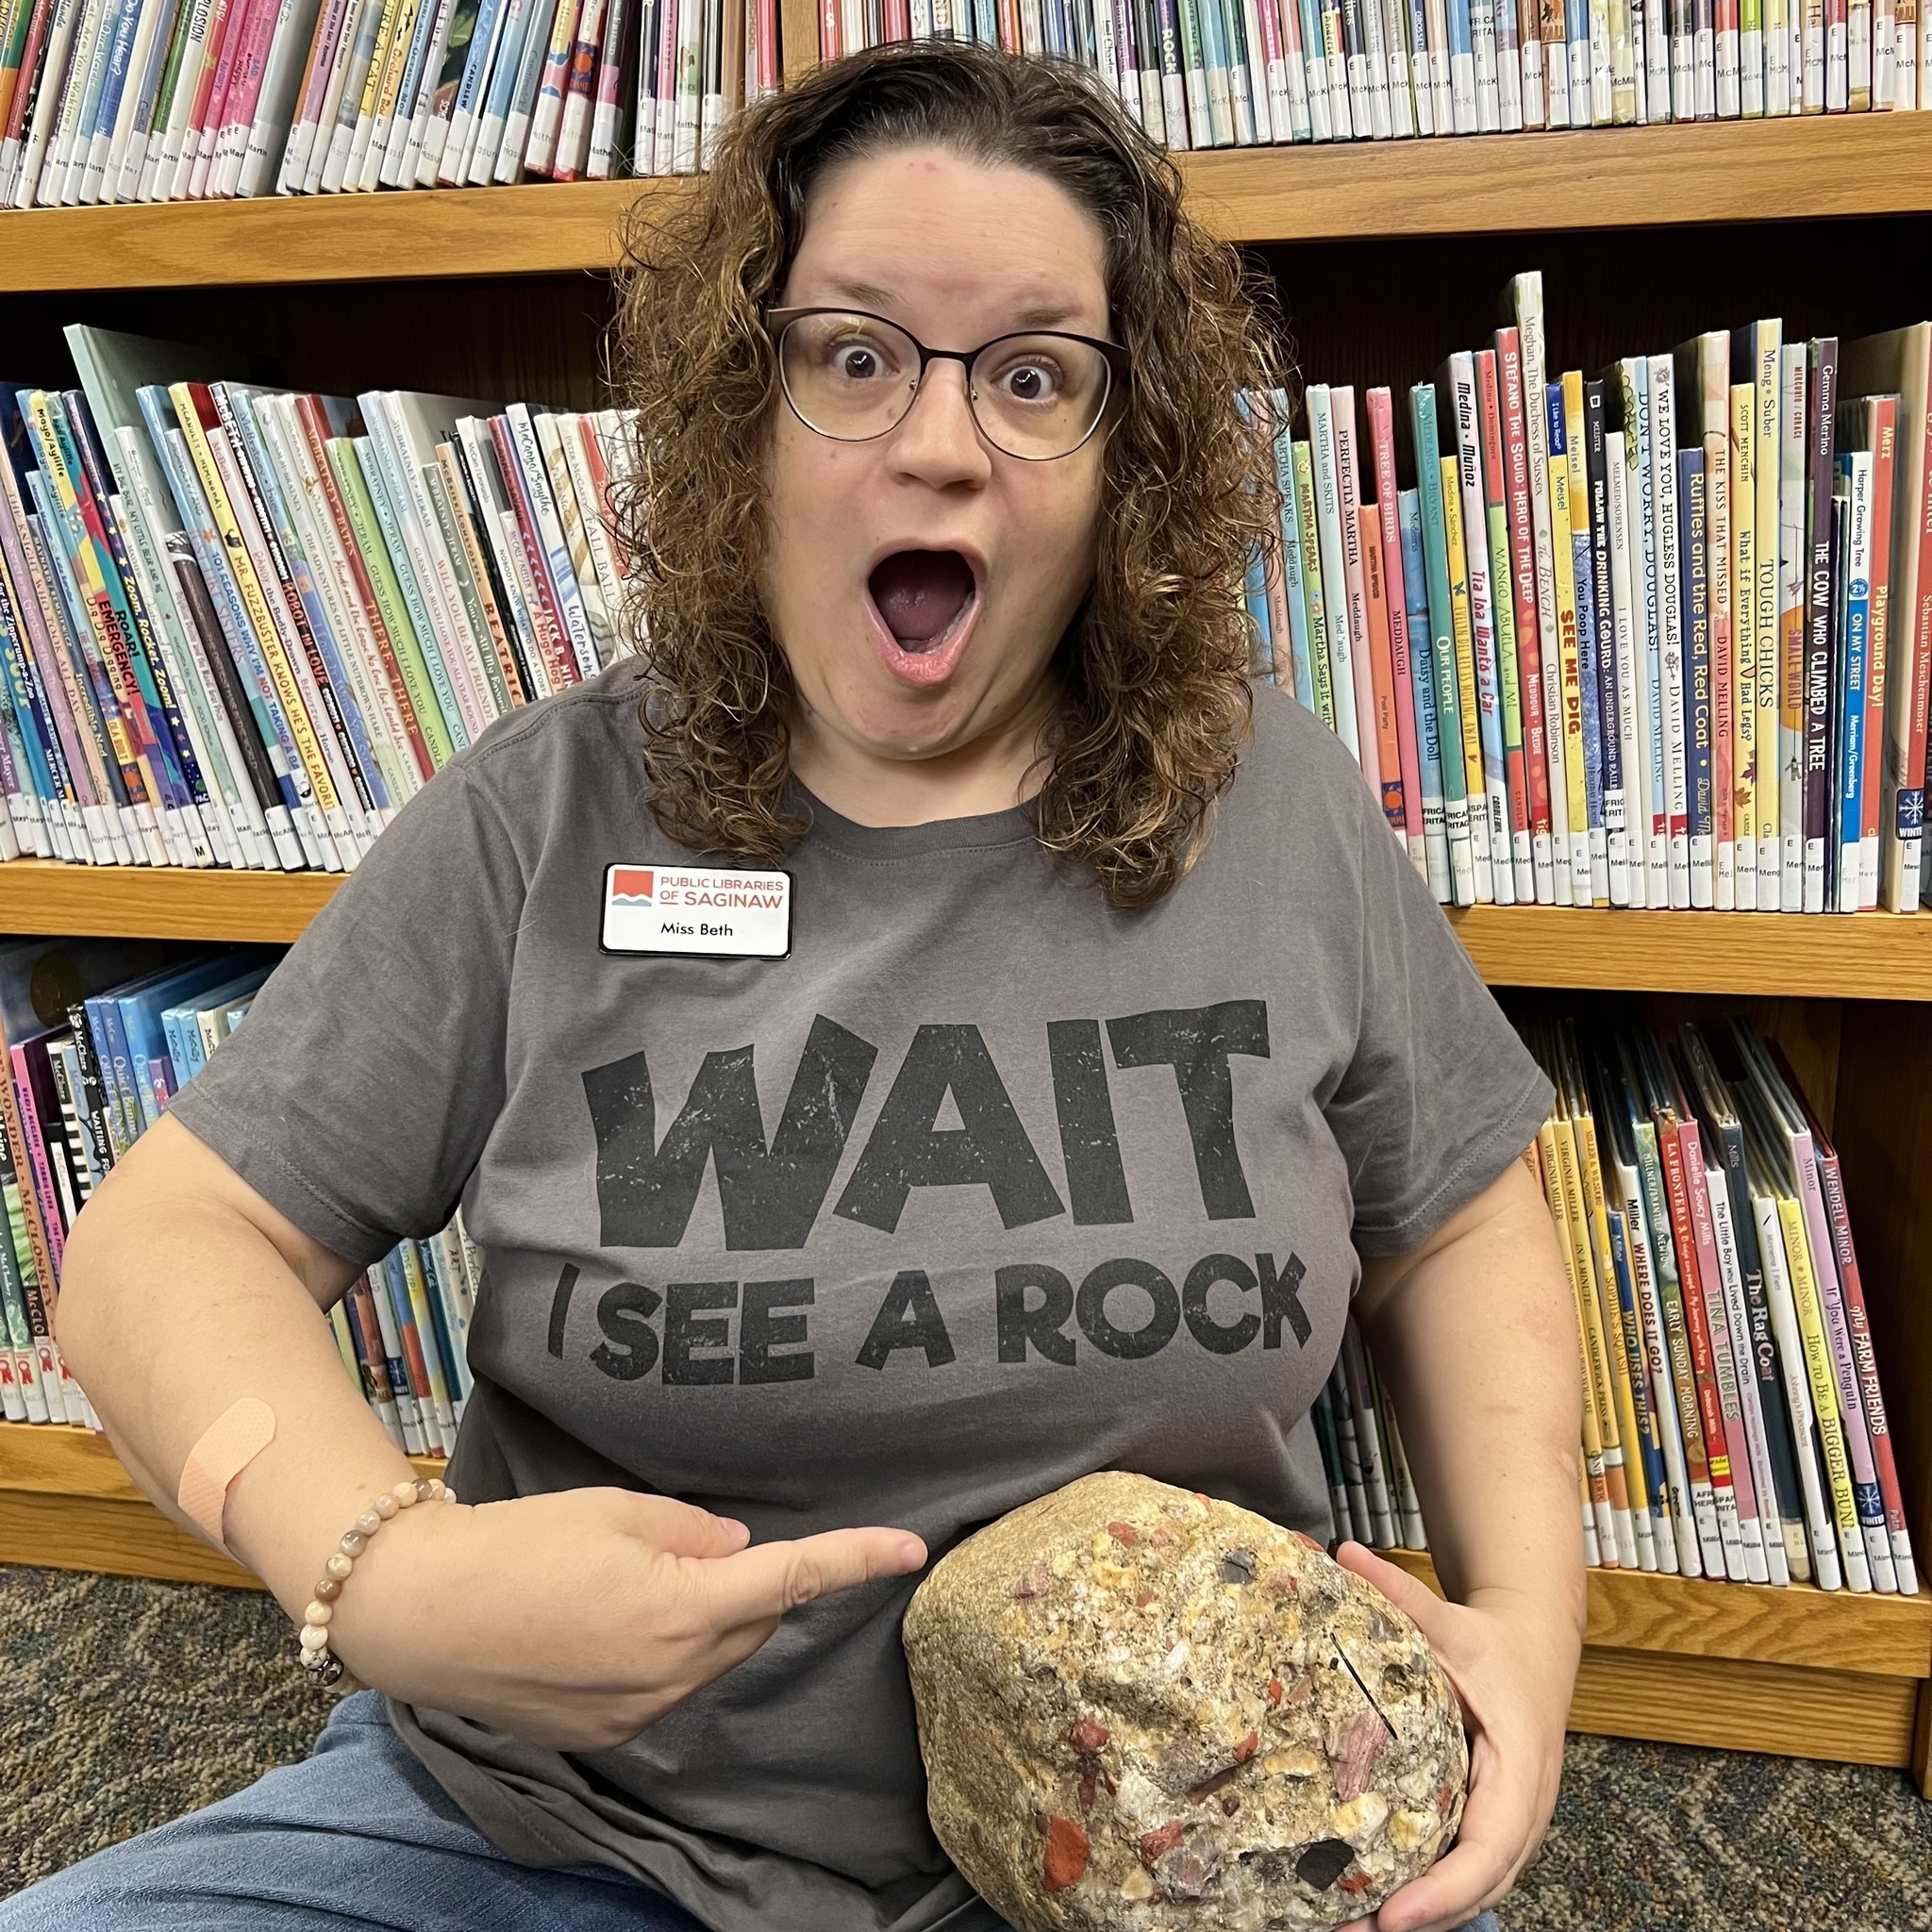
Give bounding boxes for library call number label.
[601,864,793,958]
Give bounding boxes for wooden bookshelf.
[0,861,340,941]
[2,117,1928,293]
[1,90,1930,1801]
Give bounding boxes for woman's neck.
[786,683,1058,828]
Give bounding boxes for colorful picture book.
[1248,281,1932,914]
[0,0,779,208]
[0,326,637,873]
[825,0,1929,140]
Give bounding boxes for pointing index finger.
[691,1526,928,1629]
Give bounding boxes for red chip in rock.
[1069,1717,1110,1757]
[1150,1529,1171,1547]
[1336,1873,1374,1894]
[1264,1567,1299,1594]
[1266,1677,1284,1707]
[1010,1564,1052,1600]
[1292,1531,1324,1551]
[1042,1815,1090,1892]
[1107,1521,1140,1547]
[1233,1731,1258,1763]
[1135,1588,1158,1607]
[1138,1822,1185,1868]
[1331,1707,1389,1803]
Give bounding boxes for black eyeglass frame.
[763,306,1131,461]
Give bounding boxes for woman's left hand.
[1334,1542,1574,1932]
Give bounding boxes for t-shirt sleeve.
[1326,791,1554,1257]
[166,763,525,1269]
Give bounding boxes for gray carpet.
[3,1564,1929,1927]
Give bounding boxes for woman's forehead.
[788,146,1109,330]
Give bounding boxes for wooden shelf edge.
[1568,1644,1919,1768]
[9,862,1932,1000]
[1377,1547,1932,1677]
[0,860,341,941]
[1448,905,1932,999]
[1184,112,1932,243]
[2,117,1929,291]
[0,177,672,292]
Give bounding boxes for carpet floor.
[2,1564,1928,1929]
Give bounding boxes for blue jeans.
[1,1692,1505,1931]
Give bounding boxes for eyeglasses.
[766,307,1128,462]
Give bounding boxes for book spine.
[1563,375,1607,904]
[1680,447,1713,909]
[1479,351,1534,903]
[1452,354,1511,902]
[1541,1117,1621,1560]
[1837,452,1870,913]
[1607,432,1647,907]
[1548,384,1592,903]
[1651,357,1690,907]
[1706,426,1734,908]
[1803,340,1837,915]
[1730,381,1759,908]
[1616,1148,1698,1572]
[1514,274,1572,900]
[1398,489,1452,899]
[1776,1191,1869,1589]
[1441,447,1494,903]
[1858,397,1892,914]
[1679,1120,1768,1580]
[1657,1114,1748,1580]
[1584,378,1625,904]
[1370,390,1422,845]
[1498,326,1556,903]
[1815,1148,1915,1591]
[1755,1191,1842,1586]
[1778,343,1807,908]
[1411,383,1475,905]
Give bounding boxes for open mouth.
[865,548,979,688]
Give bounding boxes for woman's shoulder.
[1222,677,1387,856]
[457,658,651,784]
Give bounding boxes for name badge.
[601,863,792,958]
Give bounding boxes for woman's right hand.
[325,1487,927,1750]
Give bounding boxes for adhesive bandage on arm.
[176,1397,277,1549]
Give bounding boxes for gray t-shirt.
[170,661,1552,1932]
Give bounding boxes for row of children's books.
[0,934,472,1448]
[0,326,636,874]
[825,0,1932,147]
[1315,1012,1918,1594]
[0,0,778,208]
[1249,275,1932,914]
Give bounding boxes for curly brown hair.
[611,42,1284,907]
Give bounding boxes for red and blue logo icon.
[609,867,655,907]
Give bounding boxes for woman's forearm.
[1356,1155,1588,1654]
[54,1115,424,1624]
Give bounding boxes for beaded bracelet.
[297,1475,455,1689]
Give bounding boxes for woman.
[6,42,1583,1932]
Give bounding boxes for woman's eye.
[831,341,891,380]
[996,361,1062,403]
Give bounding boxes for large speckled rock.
[903,1472,1467,1932]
